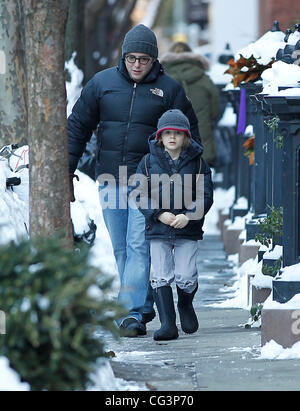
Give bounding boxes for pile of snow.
[71,171,117,280]
[263,293,300,310]
[0,146,29,245]
[235,29,285,65]
[258,293,300,359]
[0,355,146,391]
[203,186,235,235]
[0,357,30,391]
[88,359,147,391]
[208,257,256,310]
[288,30,300,46]
[277,262,300,281]
[263,245,282,261]
[217,104,237,127]
[65,52,84,117]
[260,340,300,360]
[208,62,232,85]
[261,60,300,95]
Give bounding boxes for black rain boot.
[176,284,199,334]
[153,286,179,341]
[141,309,156,325]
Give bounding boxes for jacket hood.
[118,57,164,83]
[160,51,210,70]
[160,51,209,83]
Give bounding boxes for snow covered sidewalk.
[103,234,300,391]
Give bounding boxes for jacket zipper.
[122,82,137,163]
[170,178,174,238]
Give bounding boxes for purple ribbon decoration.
[237,88,246,135]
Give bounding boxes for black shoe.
[177,284,199,334]
[141,309,156,325]
[119,318,146,337]
[153,286,179,341]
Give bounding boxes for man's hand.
[170,214,189,229]
[158,212,176,225]
[69,174,79,203]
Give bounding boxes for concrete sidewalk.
[104,234,300,391]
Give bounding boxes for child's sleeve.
[183,159,214,223]
[132,156,166,222]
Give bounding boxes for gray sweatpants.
[150,238,198,293]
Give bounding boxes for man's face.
[124,52,155,82]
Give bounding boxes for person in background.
[135,109,213,341]
[68,25,202,337]
[161,42,220,166]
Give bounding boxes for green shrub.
[255,205,283,247]
[0,235,125,391]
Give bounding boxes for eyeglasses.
[125,54,152,65]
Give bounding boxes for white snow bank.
[235,29,285,65]
[263,245,282,260]
[0,357,30,391]
[208,62,232,85]
[260,340,300,360]
[263,293,300,310]
[217,104,237,127]
[88,359,147,391]
[227,216,245,230]
[203,186,235,235]
[65,52,84,117]
[0,356,146,391]
[0,150,28,245]
[287,30,300,46]
[208,258,255,309]
[277,262,300,281]
[274,88,300,97]
[261,61,300,95]
[251,260,273,289]
[233,196,248,210]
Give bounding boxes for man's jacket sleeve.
[68,77,100,174]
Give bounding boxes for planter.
[245,218,265,241]
[262,308,300,348]
[230,207,248,219]
[251,285,271,306]
[262,258,281,277]
[273,280,300,303]
[239,242,260,266]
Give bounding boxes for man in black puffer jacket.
[68,24,201,337]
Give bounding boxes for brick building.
[259,0,300,34]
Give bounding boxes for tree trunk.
[0,0,28,147]
[65,0,86,77]
[23,0,73,245]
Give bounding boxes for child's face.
[160,130,186,153]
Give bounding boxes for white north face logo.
[150,88,164,97]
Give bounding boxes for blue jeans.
[99,183,154,325]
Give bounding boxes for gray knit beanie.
[122,24,158,58]
[156,109,191,140]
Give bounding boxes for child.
[135,109,213,341]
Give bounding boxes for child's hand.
[170,214,189,229]
[158,212,176,225]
